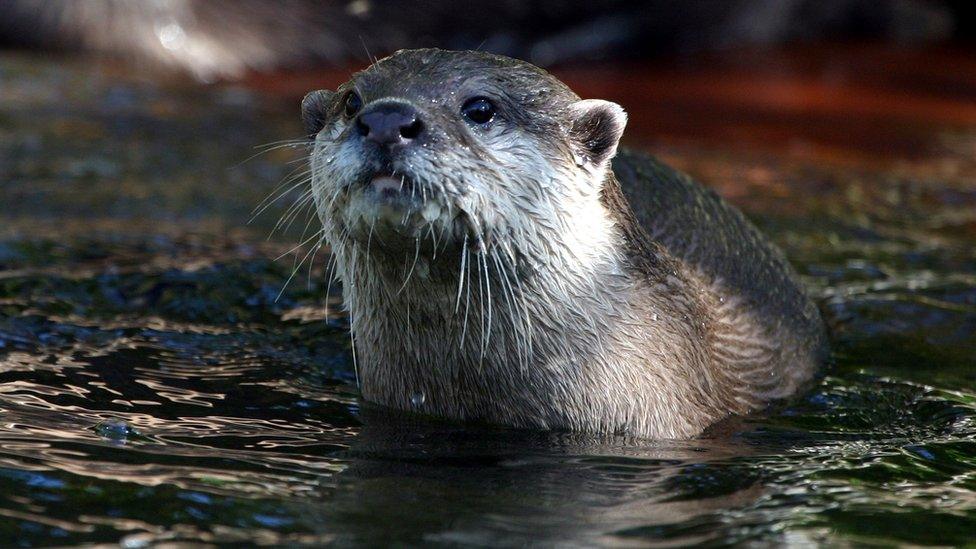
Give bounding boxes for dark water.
[2,52,976,546]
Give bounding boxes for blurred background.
[2,0,973,78]
[2,0,975,232]
[1,1,976,547]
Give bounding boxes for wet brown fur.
[304,49,828,439]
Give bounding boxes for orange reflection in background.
[244,44,976,170]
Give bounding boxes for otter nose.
[356,102,424,146]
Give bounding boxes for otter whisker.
[323,184,345,217]
[276,230,325,301]
[396,237,422,296]
[290,188,325,255]
[476,250,485,362]
[250,155,309,197]
[279,195,317,237]
[454,233,469,314]
[504,248,535,373]
[250,140,310,154]
[297,203,321,242]
[478,243,494,360]
[250,168,312,222]
[322,228,350,319]
[426,222,440,257]
[272,197,315,242]
[283,155,312,167]
[489,246,526,371]
[307,240,324,291]
[359,35,378,65]
[274,228,324,261]
[404,288,411,339]
[492,248,526,371]
[252,163,309,209]
[348,245,360,389]
[235,138,309,169]
[437,208,454,258]
[365,215,376,264]
[508,266,527,369]
[253,137,312,150]
[270,185,314,236]
[461,244,473,348]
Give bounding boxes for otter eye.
[343,91,363,118]
[461,97,495,125]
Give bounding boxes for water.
[2,50,975,546]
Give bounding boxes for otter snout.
[355,101,424,148]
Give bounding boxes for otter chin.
[300,48,828,439]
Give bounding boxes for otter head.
[303,48,627,281]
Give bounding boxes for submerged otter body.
[302,48,827,439]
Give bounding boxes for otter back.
[612,149,828,395]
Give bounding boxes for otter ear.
[568,99,627,171]
[301,89,335,137]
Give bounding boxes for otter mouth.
[330,163,467,253]
[348,167,422,207]
[368,174,415,200]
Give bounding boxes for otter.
[300,49,827,439]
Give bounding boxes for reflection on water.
[2,49,976,546]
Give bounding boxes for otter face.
[303,49,627,267]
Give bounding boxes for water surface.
[1,50,975,546]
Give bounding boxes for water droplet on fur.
[652,313,658,321]
[410,392,426,408]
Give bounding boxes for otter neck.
[331,171,702,429]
